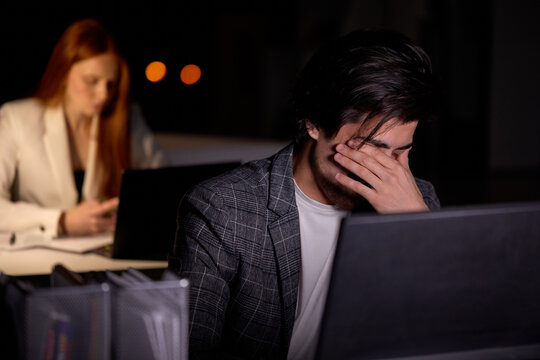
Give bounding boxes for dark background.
[1,0,539,207]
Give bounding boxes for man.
[169,29,440,359]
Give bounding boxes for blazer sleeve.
[169,183,238,359]
[415,177,441,210]
[129,104,169,168]
[0,102,62,237]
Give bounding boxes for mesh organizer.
[25,283,111,360]
[15,273,189,360]
[111,279,189,360]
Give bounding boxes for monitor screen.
[316,201,540,360]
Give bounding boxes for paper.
[0,232,113,253]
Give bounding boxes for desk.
[155,132,288,166]
[0,248,168,276]
[1,249,178,360]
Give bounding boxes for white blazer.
[0,98,166,237]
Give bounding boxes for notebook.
[316,201,540,360]
[103,162,239,261]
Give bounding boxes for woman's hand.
[62,197,119,236]
[333,143,428,213]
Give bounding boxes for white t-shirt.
[287,182,348,360]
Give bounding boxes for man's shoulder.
[198,156,274,192]
[414,177,440,210]
[189,143,295,201]
[414,177,433,189]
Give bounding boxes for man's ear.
[305,120,320,140]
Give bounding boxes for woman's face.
[64,53,119,120]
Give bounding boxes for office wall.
[489,0,540,170]
[0,1,539,205]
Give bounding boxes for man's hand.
[62,197,119,236]
[333,143,428,213]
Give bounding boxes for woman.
[0,19,166,237]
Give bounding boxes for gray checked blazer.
[168,143,440,360]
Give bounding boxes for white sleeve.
[129,103,168,168]
[0,102,62,237]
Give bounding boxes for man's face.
[307,118,418,210]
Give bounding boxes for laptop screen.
[316,201,540,360]
[112,163,239,260]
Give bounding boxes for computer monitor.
[316,201,540,360]
[112,163,239,260]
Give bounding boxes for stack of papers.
[0,232,113,253]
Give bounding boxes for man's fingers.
[336,144,388,177]
[335,172,374,200]
[354,143,398,169]
[334,152,381,188]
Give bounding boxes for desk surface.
[0,247,168,276]
[156,132,288,166]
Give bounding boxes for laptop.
[103,162,239,261]
[316,201,540,360]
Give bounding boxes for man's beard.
[309,149,374,212]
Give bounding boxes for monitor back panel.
[113,163,239,260]
[316,202,540,360]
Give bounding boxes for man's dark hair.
[292,28,439,144]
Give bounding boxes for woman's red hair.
[35,18,131,199]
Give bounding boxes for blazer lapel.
[42,105,78,207]
[267,144,301,351]
[268,213,300,350]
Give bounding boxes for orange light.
[180,64,201,85]
[145,61,167,82]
